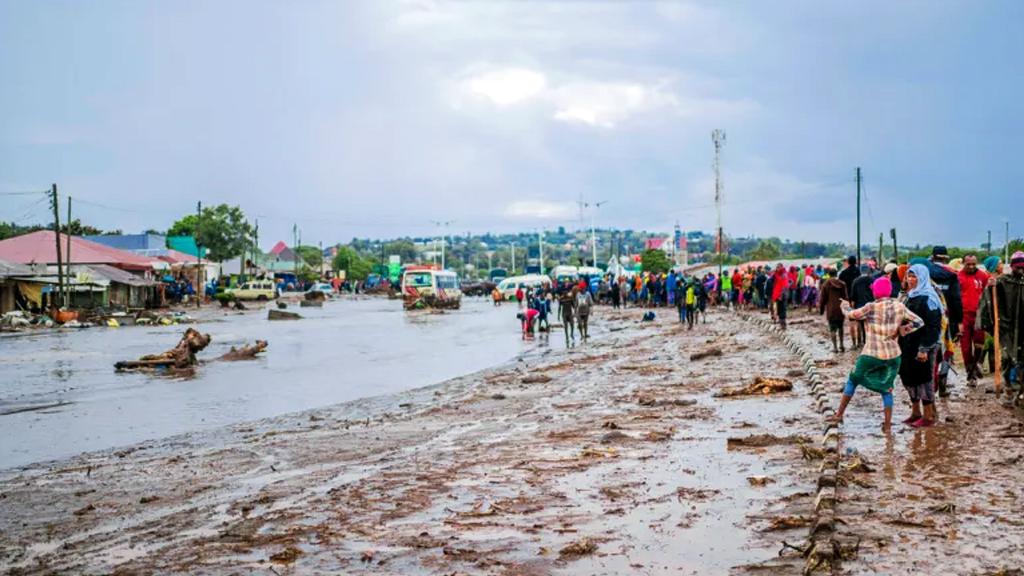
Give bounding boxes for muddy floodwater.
[0,298,548,469]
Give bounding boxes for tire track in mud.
[2,310,830,575]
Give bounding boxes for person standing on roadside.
[819,268,849,353]
[899,264,944,427]
[771,263,791,330]
[847,265,875,348]
[982,251,1024,404]
[829,277,923,431]
[958,254,989,384]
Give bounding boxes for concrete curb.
[738,312,839,574]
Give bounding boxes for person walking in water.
[829,277,924,431]
[558,287,577,346]
[576,285,594,341]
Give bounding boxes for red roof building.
[269,241,288,255]
[0,231,158,271]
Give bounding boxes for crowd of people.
[825,247,1024,430]
[495,246,1024,431]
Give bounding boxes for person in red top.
[958,253,990,384]
[515,286,525,309]
[771,263,791,330]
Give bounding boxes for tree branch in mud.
[115,328,212,372]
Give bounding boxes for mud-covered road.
[1,306,1020,575]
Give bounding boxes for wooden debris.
[689,348,723,361]
[747,475,775,486]
[559,538,597,558]
[268,309,302,320]
[115,328,211,372]
[727,434,811,449]
[521,374,553,384]
[763,516,813,531]
[217,340,268,361]
[715,376,793,397]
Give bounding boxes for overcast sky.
[1,1,1021,250]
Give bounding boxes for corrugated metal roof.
[0,231,158,270]
[86,264,157,287]
[0,259,35,277]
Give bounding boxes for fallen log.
[299,300,323,308]
[715,376,793,397]
[689,348,723,361]
[115,328,211,372]
[217,340,268,361]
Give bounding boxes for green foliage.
[332,246,373,280]
[640,249,672,274]
[294,245,323,268]
[383,240,418,263]
[167,204,253,262]
[0,219,118,240]
[0,222,45,241]
[745,240,782,261]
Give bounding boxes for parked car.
[306,282,334,297]
[225,280,278,301]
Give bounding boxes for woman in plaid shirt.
[829,276,925,431]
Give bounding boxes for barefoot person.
[829,277,924,430]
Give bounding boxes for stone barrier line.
[739,313,840,575]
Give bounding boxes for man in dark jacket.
[819,269,848,352]
[928,246,963,340]
[848,265,875,349]
[982,251,1024,404]
[838,255,860,301]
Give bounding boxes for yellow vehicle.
[226,280,278,301]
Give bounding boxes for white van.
[497,274,553,300]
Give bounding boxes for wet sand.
[0,308,828,575]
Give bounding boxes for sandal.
[902,415,921,424]
[910,418,935,428]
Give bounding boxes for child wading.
[829,277,924,431]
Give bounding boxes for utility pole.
[856,167,862,265]
[538,229,545,274]
[50,184,64,310]
[253,219,259,278]
[65,195,72,308]
[319,241,324,278]
[587,200,607,267]
[878,232,884,266]
[196,201,202,308]
[987,230,992,256]
[712,129,726,279]
[890,228,898,263]
[1005,220,1011,265]
[509,242,515,274]
[292,223,298,281]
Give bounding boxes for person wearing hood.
[830,277,923,431]
[981,251,1024,404]
[771,263,791,330]
[927,246,963,397]
[819,268,849,353]
[899,264,945,427]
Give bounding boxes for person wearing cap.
[982,251,1024,403]
[958,253,990,384]
[830,276,923,431]
[884,261,901,298]
[927,246,963,398]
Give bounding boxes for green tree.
[383,239,418,263]
[294,245,324,268]
[640,249,671,274]
[167,204,253,261]
[332,246,373,280]
[746,240,782,261]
